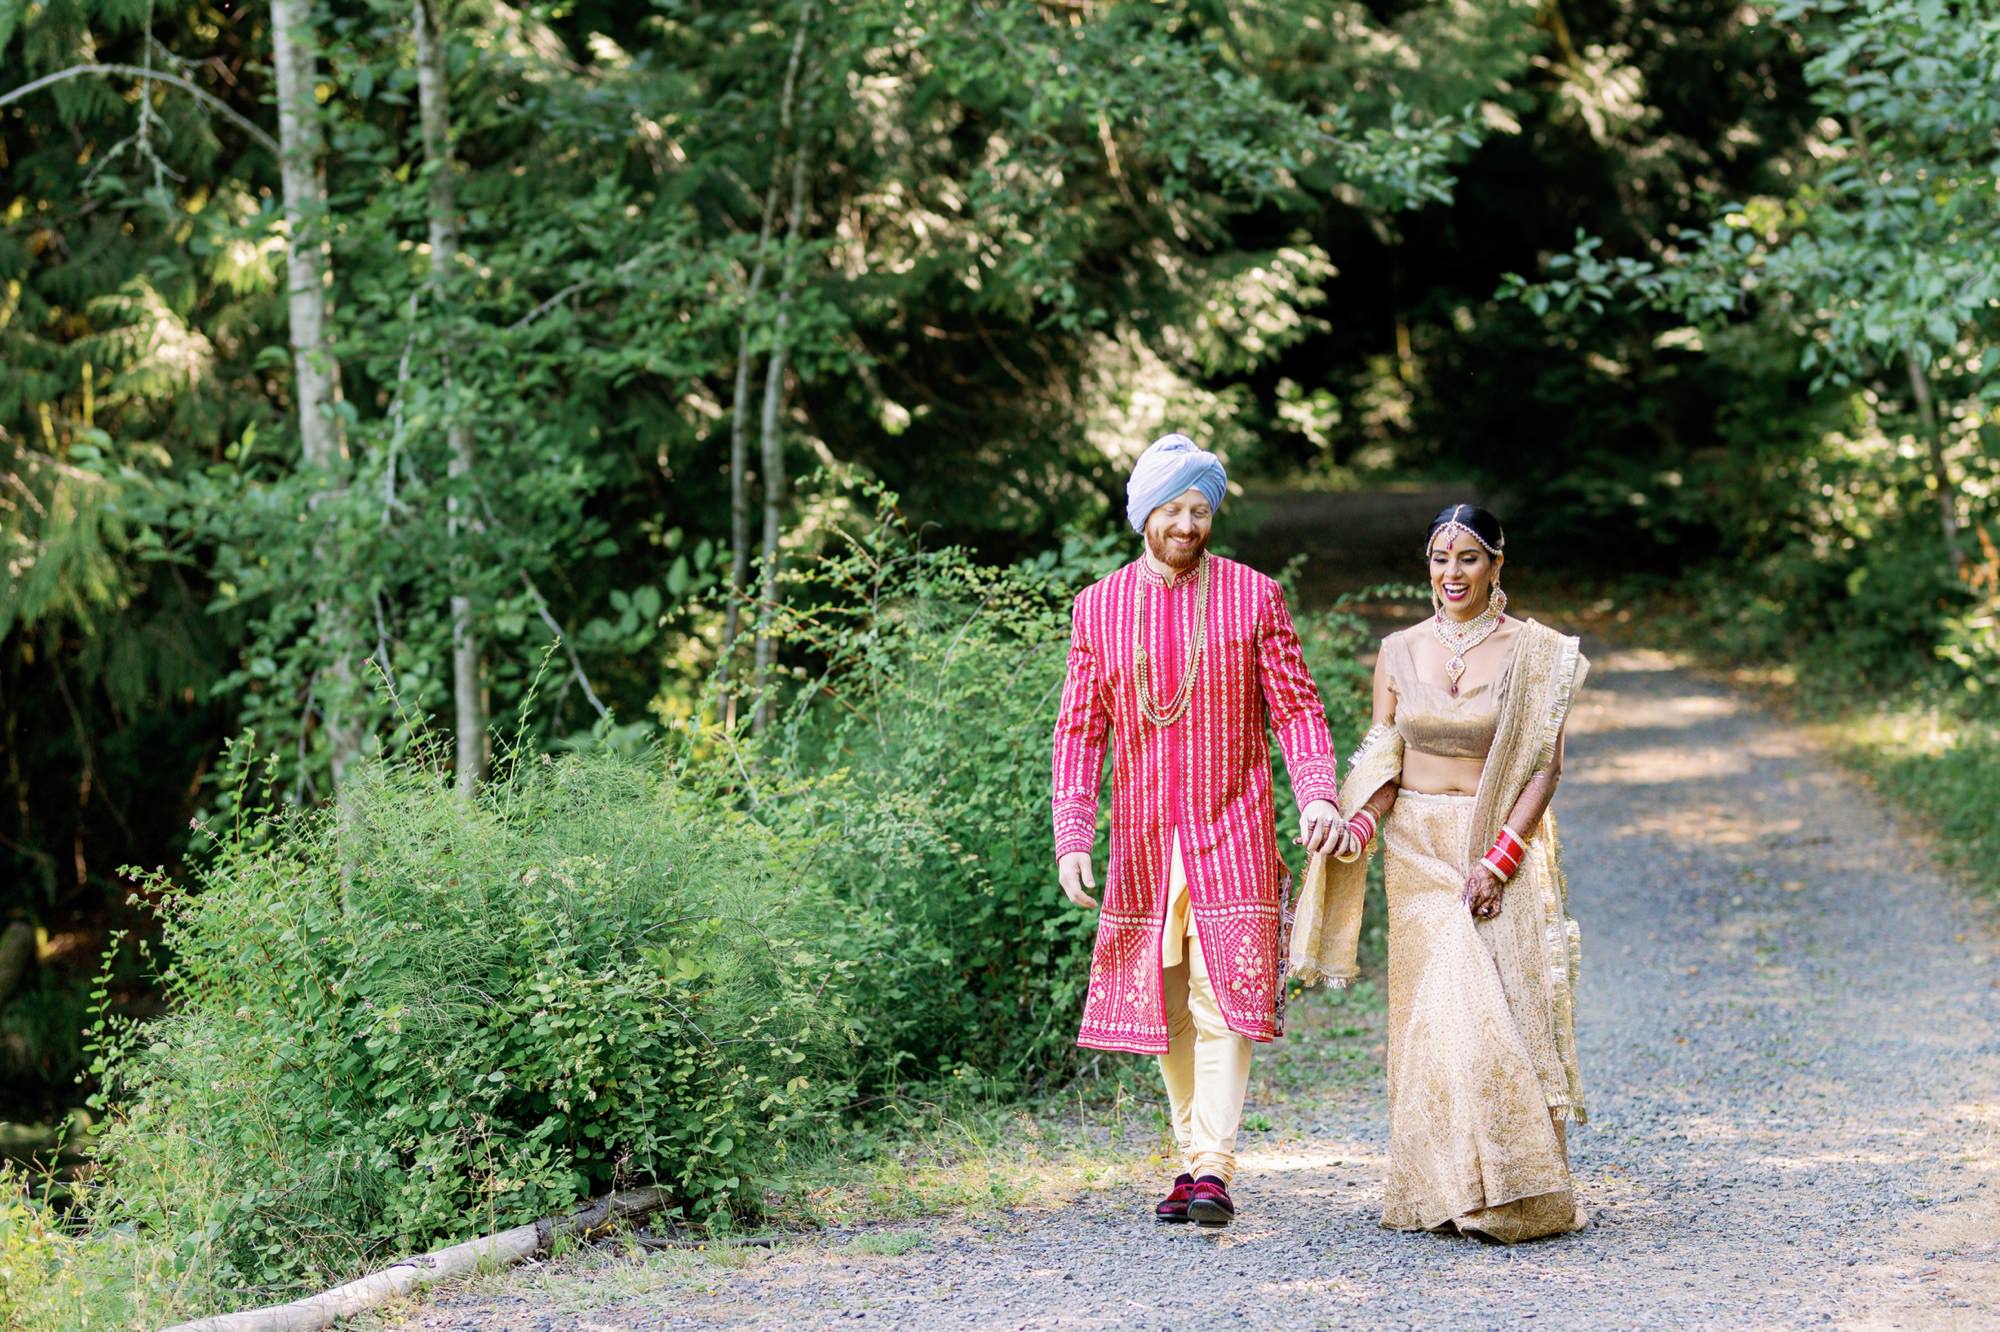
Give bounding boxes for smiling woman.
[1293,502,1592,1243]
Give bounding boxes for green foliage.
[1486,0,1999,709]
[1497,2,1998,503]
[85,742,840,1304]
[3,0,1498,987]
[733,502,1121,1094]
[0,968,94,1113]
[721,487,1376,1098]
[1835,703,2000,891]
[0,1164,146,1330]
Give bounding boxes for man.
[1051,433,1344,1228]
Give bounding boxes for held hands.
[1058,850,1099,910]
[1330,806,1378,864]
[1297,799,1343,857]
[1065,798,1346,910]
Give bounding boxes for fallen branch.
[162,1186,671,1332]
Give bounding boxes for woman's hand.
[1462,863,1504,919]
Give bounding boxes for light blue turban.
[1126,433,1226,533]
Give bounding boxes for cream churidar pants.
[1157,831,1253,1184]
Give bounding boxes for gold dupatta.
[1287,722,1401,986]
[1467,620,1588,1117]
[1289,620,1589,1118]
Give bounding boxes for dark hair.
[1425,503,1504,555]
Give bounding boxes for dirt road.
[381,494,2000,1330]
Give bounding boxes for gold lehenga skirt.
[1381,791,1585,1242]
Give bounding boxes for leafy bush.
[0,1160,197,1329]
[86,744,840,1305]
[0,1166,119,1330]
[73,499,1384,1314]
[732,493,1377,1099]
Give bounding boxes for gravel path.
[384,641,2000,1330]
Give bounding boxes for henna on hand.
[1462,863,1504,919]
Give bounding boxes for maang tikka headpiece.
[1426,506,1503,559]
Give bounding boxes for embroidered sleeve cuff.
[1290,756,1341,810]
[1052,800,1098,857]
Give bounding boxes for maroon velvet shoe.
[1154,1173,1196,1224]
[1186,1175,1235,1227]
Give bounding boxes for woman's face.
[1429,530,1502,617]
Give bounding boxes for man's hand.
[1058,851,1099,910]
[1298,799,1342,856]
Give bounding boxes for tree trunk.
[272,0,363,789]
[1905,349,1963,572]
[272,0,342,474]
[722,7,813,728]
[414,0,486,795]
[723,221,773,726]
[751,9,816,735]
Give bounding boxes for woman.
[1289,503,1588,1242]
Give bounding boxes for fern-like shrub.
[86,747,838,1304]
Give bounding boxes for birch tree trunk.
[723,219,772,726]
[414,0,486,794]
[272,0,363,789]
[722,9,813,728]
[1905,349,1963,572]
[272,0,341,475]
[751,6,816,734]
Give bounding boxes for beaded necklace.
[1134,555,1211,727]
[1432,600,1503,696]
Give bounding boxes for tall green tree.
[1503,0,1999,567]
[2,0,1524,1116]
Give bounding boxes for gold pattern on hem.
[1380,791,1585,1241]
[1291,619,1592,1242]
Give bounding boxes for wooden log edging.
[163,1186,672,1332]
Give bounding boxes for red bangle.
[1349,809,1379,845]
[1482,826,1526,880]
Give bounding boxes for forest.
[3,0,1996,1322]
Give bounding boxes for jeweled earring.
[1491,579,1509,616]
[1431,584,1444,615]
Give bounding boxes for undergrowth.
[66,740,841,1317]
[11,489,1393,1323]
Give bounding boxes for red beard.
[1146,528,1209,570]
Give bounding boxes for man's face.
[1144,488,1214,570]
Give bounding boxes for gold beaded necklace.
[1134,555,1211,727]
[1431,599,1502,696]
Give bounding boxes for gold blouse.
[1385,630,1514,761]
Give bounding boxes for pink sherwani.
[1051,555,1340,1053]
